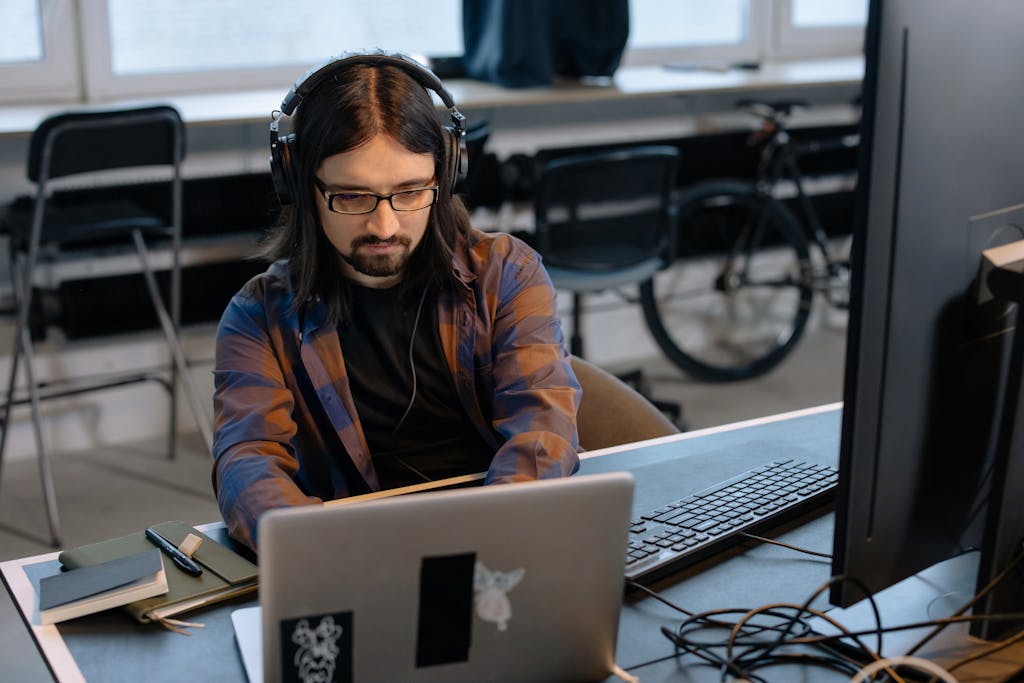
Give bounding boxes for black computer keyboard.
[625,458,838,584]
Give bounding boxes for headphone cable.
[392,286,430,436]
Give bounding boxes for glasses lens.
[330,193,378,214]
[390,188,436,212]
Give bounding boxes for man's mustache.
[351,234,412,249]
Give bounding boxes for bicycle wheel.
[640,180,814,382]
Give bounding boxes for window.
[792,0,867,28]
[0,0,78,103]
[0,1,867,105]
[82,0,462,99]
[625,0,762,66]
[774,0,868,58]
[1,0,43,63]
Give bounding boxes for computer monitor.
[832,0,1024,641]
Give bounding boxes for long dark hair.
[261,58,473,325]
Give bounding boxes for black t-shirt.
[339,283,494,489]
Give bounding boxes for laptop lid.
[256,472,634,683]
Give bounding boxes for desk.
[4,403,1019,681]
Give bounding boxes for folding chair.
[0,105,213,546]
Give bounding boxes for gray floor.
[0,304,847,563]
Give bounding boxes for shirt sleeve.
[484,245,581,483]
[211,291,321,552]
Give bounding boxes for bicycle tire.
[640,180,814,382]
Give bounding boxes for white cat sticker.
[473,562,525,631]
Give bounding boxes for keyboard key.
[625,459,838,585]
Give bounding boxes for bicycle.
[639,99,859,382]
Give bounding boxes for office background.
[0,1,862,558]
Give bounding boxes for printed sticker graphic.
[473,561,525,631]
[281,611,353,683]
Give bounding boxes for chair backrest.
[571,355,679,450]
[533,145,679,271]
[27,105,185,183]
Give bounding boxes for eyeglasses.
[314,179,439,215]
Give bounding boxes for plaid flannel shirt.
[212,230,581,550]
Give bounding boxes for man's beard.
[341,234,413,278]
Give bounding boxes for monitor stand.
[808,552,1024,680]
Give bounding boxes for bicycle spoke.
[640,182,814,381]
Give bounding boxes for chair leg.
[132,230,214,455]
[0,258,62,547]
[0,251,26,484]
[167,241,180,461]
[570,292,584,358]
[20,325,63,547]
[0,314,23,486]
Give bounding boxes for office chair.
[533,145,683,425]
[0,105,213,547]
[571,355,679,450]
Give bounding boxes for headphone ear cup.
[270,132,298,205]
[446,126,468,194]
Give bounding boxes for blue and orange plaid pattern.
[212,230,581,550]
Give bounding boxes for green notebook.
[58,520,258,624]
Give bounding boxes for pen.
[145,527,203,577]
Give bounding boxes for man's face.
[315,134,436,288]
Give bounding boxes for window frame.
[620,1,766,68]
[0,0,80,104]
[1,0,867,106]
[771,0,867,59]
[78,0,313,101]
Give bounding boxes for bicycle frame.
[751,119,856,307]
[755,126,837,264]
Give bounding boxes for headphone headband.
[269,51,467,205]
[281,53,458,115]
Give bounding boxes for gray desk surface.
[2,404,853,682]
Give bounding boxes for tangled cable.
[623,541,1024,682]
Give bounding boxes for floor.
[0,296,847,563]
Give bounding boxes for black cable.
[654,602,848,680]
[618,651,691,673]
[642,576,894,682]
[726,602,891,682]
[637,565,1024,682]
[631,536,1024,680]
[734,575,886,665]
[737,531,833,559]
[624,579,694,616]
[660,625,758,679]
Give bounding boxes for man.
[212,53,580,551]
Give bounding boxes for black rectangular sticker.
[416,552,476,667]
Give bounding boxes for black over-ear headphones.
[269,52,468,206]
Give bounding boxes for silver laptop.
[236,472,634,683]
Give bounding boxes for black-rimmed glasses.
[314,179,438,215]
